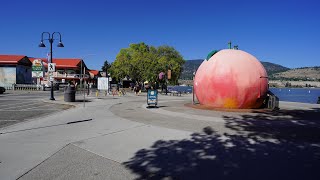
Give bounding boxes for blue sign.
[147,89,158,106]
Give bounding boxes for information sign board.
[147,89,158,106]
[32,59,44,78]
[97,77,109,90]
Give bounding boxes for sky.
[0,0,319,70]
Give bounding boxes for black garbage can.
[64,86,76,102]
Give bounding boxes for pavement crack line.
[0,119,93,135]
[72,124,148,143]
[16,143,73,180]
[71,143,124,164]
[16,125,148,178]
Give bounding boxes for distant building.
[29,57,90,86]
[0,54,99,88]
[88,70,101,87]
[0,55,32,88]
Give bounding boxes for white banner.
[32,71,44,78]
[98,77,109,90]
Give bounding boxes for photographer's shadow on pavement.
[123,108,320,180]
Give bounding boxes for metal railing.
[2,85,14,90]
[12,84,43,91]
[51,72,90,78]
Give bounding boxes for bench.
[170,91,181,96]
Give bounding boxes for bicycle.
[119,88,126,96]
[111,88,118,97]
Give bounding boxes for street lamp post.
[39,32,64,100]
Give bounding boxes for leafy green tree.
[109,43,185,85]
[101,60,112,73]
[156,45,185,84]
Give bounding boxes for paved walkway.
[0,92,319,180]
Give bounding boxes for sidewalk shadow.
[75,99,91,102]
[123,108,320,180]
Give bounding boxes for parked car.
[0,86,5,94]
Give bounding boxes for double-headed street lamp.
[39,32,64,100]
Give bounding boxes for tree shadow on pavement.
[123,108,320,180]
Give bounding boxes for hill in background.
[180,59,203,80]
[180,59,290,80]
[271,67,320,81]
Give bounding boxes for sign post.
[31,59,44,90]
[48,63,56,72]
[147,89,158,107]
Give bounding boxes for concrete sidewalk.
[1,92,320,180]
[0,93,193,179]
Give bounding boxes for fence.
[3,84,95,93]
[2,85,14,90]
[2,84,44,91]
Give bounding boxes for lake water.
[169,86,320,104]
[270,88,320,104]
[168,86,193,94]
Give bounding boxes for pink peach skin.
[194,49,268,109]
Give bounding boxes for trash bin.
[64,85,76,102]
[55,83,59,91]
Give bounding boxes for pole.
[39,32,63,100]
[83,66,85,108]
[106,68,108,95]
[192,72,195,104]
[228,41,232,49]
[165,66,168,95]
[49,36,55,100]
[80,59,82,94]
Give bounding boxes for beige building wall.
[0,67,16,87]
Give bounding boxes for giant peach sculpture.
[194,49,268,109]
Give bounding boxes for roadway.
[0,91,74,128]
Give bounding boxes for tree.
[156,45,185,84]
[109,42,185,85]
[101,60,111,72]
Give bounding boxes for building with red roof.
[88,70,102,87]
[0,55,29,65]
[1,54,99,89]
[88,70,100,78]
[0,55,32,87]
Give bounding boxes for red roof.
[89,70,100,76]
[1,55,86,69]
[0,55,26,64]
[29,57,82,68]
[53,59,82,68]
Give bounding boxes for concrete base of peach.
[185,103,272,113]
